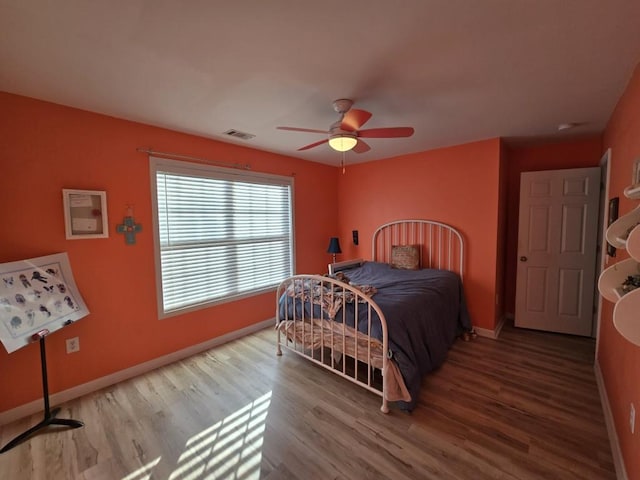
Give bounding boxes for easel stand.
[0,334,84,454]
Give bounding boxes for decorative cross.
[116,216,142,245]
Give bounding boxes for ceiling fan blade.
[352,139,371,153]
[277,126,329,134]
[341,109,372,131]
[358,127,415,138]
[297,138,329,151]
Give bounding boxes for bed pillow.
[391,245,421,270]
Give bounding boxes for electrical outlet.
[66,337,79,354]
[631,403,636,434]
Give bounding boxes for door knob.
[520,256,528,262]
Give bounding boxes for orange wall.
[503,137,603,315]
[600,62,640,480]
[0,93,339,414]
[337,138,502,331]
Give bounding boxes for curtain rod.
[136,147,251,170]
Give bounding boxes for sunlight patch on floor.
[168,390,272,480]
[122,457,161,480]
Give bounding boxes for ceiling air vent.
[223,129,255,141]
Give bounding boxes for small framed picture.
[62,189,109,239]
[632,158,640,186]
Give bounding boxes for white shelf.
[624,183,640,199]
[613,288,640,346]
[604,188,640,347]
[627,224,640,261]
[598,258,640,303]
[605,205,640,249]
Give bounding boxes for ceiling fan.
[277,99,414,153]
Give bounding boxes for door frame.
[595,148,611,358]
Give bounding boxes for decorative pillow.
[391,245,420,270]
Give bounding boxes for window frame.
[150,156,295,319]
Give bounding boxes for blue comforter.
[344,262,471,410]
[279,261,472,411]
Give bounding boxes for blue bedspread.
[279,261,472,411]
[343,262,471,410]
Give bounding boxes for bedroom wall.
[600,62,640,480]
[0,92,340,415]
[336,138,502,332]
[503,136,603,316]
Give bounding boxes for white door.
[515,167,601,336]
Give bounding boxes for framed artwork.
[62,189,108,239]
[607,197,619,257]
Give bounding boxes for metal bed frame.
[275,219,464,413]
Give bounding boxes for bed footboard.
[275,275,397,413]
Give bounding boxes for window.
[150,157,294,317]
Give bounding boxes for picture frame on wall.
[62,189,109,239]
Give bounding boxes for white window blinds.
[151,158,294,316]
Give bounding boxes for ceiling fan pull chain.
[342,151,346,174]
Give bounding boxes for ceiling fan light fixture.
[328,134,357,152]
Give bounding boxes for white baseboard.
[0,318,274,427]
[594,360,628,480]
[474,316,505,340]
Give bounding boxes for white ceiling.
[1,0,640,166]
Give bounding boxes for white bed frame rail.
[372,219,464,279]
[275,275,391,413]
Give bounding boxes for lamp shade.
[328,135,357,152]
[327,237,342,254]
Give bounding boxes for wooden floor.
[0,322,615,479]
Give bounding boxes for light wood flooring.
[0,322,615,479]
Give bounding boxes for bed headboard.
[372,219,464,279]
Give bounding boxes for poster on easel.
[0,252,89,353]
